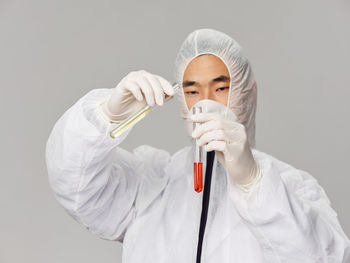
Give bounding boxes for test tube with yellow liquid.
[110,83,180,139]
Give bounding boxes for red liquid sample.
[194,162,203,193]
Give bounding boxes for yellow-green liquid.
[110,106,153,138]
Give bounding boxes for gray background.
[1,0,349,262]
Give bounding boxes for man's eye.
[185,91,198,95]
[216,87,229,92]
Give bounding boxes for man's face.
[182,54,230,111]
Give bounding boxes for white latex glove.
[191,112,260,187]
[101,70,175,123]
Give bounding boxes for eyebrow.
[182,75,230,88]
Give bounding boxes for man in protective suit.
[46,28,350,262]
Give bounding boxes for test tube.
[193,106,203,193]
[110,83,180,139]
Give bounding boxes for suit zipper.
[195,151,215,263]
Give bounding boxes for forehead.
[183,54,229,80]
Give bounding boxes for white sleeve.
[228,152,350,263]
[45,88,171,242]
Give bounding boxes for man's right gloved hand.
[101,70,175,123]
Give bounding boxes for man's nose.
[201,91,214,100]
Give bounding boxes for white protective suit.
[45,28,350,262]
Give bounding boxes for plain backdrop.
[1,0,349,262]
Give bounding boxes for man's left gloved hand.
[191,112,260,187]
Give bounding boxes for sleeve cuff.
[227,154,286,224]
[81,88,132,144]
[235,162,263,196]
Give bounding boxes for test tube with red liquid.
[193,106,203,193]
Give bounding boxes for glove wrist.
[98,101,124,124]
[101,100,135,124]
[236,161,262,193]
